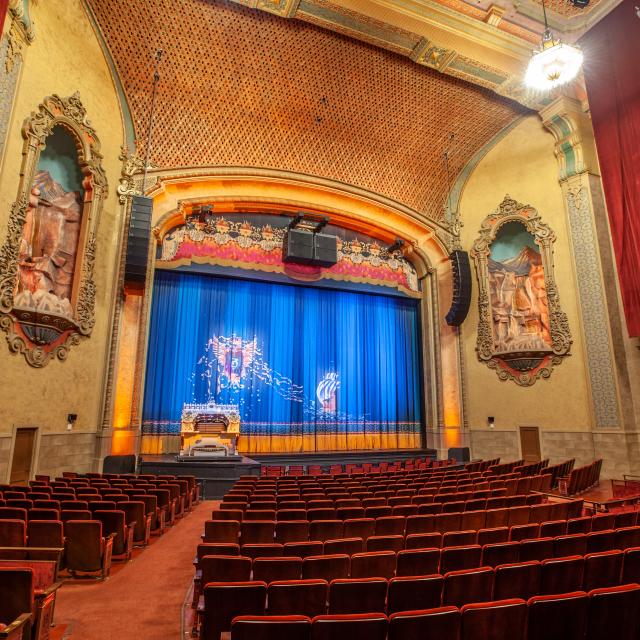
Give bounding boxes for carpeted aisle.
[54,500,213,640]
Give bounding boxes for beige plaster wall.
[459,115,595,459]
[0,0,125,480]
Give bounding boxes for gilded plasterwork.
[471,195,571,385]
[0,93,107,367]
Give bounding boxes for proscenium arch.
[114,168,464,456]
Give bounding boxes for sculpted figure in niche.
[488,221,551,354]
[14,169,83,318]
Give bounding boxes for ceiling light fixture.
[524,0,583,90]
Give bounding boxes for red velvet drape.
[581,0,640,336]
[0,0,9,37]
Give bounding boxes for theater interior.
[0,0,639,638]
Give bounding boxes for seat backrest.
[587,583,640,640]
[540,556,584,595]
[460,598,527,640]
[200,554,252,583]
[396,548,440,577]
[202,581,267,636]
[350,551,396,579]
[528,591,588,640]
[27,519,63,547]
[310,613,388,640]
[0,568,33,623]
[443,566,494,608]
[493,560,541,600]
[267,579,328,618]
[583,550,624,591]
[388,605,459,640]
[0,519,26,547]
[440,545,482,573]
[64,520,104,572]
[328,577,388,614]
[302,554,350,582]
[253,556,303,583]
[231,615,311,640]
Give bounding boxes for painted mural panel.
[488,221,552,355]
[15,127,84,318]
[471,196,571,385]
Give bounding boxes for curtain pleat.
[142,270,422,452]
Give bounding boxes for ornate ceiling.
[85,0,526,222]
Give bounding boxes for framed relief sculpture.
[0,93,107,366]
[471,195,571,385]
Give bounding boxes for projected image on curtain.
[142,270,422,453]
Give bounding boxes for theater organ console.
[180,402,241,456]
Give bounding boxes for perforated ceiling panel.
[87,0,525,221]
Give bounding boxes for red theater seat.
[396,548,440,577]
[374,516,405,536]
[583,550,623,590]
[366,535,404,553]
[309,521,343,542]
[302,554,350,582]
[350,551,396,579]
[275,521,309,545]
[323,538,363,556]
[388,606,459,640]
[519,537,554,562]
[201,581,266,640]
[442,566,493,607]
[284,542,323,559]
[554,533,587,557]
[328,577,387,614]
[252,557,303,583]
[615,526,640,550]
[477,527,509,546]
[587,583,640,640]
[64,520,113,577]
[460,598,527,640]
[481,541,520,567]
[230,615,311,640]
[493,560,541,600]
[200,555,252,583]
[241,521,275,545]
[241,544,284,560]
[387,575,443,614]
[27,520,63,548]
[440,545,482,573]
[267,580,328,617]
[405,532,441,549]
[310,613,387,640]
[527,591,588,640]
[343,519,375,541]
[540,556,584,595]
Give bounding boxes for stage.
[139,448,436,498]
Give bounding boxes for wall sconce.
[488,416,495,429]
[67,413,77,431]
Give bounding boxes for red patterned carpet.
[53,500,213,639]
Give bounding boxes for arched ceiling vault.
[87,0,530,224]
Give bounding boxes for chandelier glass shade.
[525,33,584,90]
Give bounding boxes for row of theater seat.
[223,584,639,640]
[205,501,587,545]
[216,494,547,522]
[194,530,640,586]
[195,549,640,619]
[260,457,458,476]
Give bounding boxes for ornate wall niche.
[0,93,107,367]
[471,195,571,385]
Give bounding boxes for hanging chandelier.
[524,0,583,90]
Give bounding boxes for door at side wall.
[519,425,541,464]
[10,427,37,484]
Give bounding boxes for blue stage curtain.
[142,270,422,452]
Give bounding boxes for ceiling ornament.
[86,0,524,226]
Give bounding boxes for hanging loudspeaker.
[445,249,472,326]
[124,195,153,295]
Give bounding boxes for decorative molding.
[563,180,620,428]
[117,145,145,204]
[231,0,301,16]
[471,195,572,385]
[0,93,107,366]
[411,37,457,72]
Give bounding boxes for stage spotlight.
[314,216,329,233]
[288,212,305,229]
[387,238,405,253]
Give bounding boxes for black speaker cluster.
[283,227,338,268]
[124,195,153,295]
[445,249,472,326]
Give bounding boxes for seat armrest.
[0,612,31,639]
[35,581,62,599]
[196,596,205,614]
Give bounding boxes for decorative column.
[540,95,637,474]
